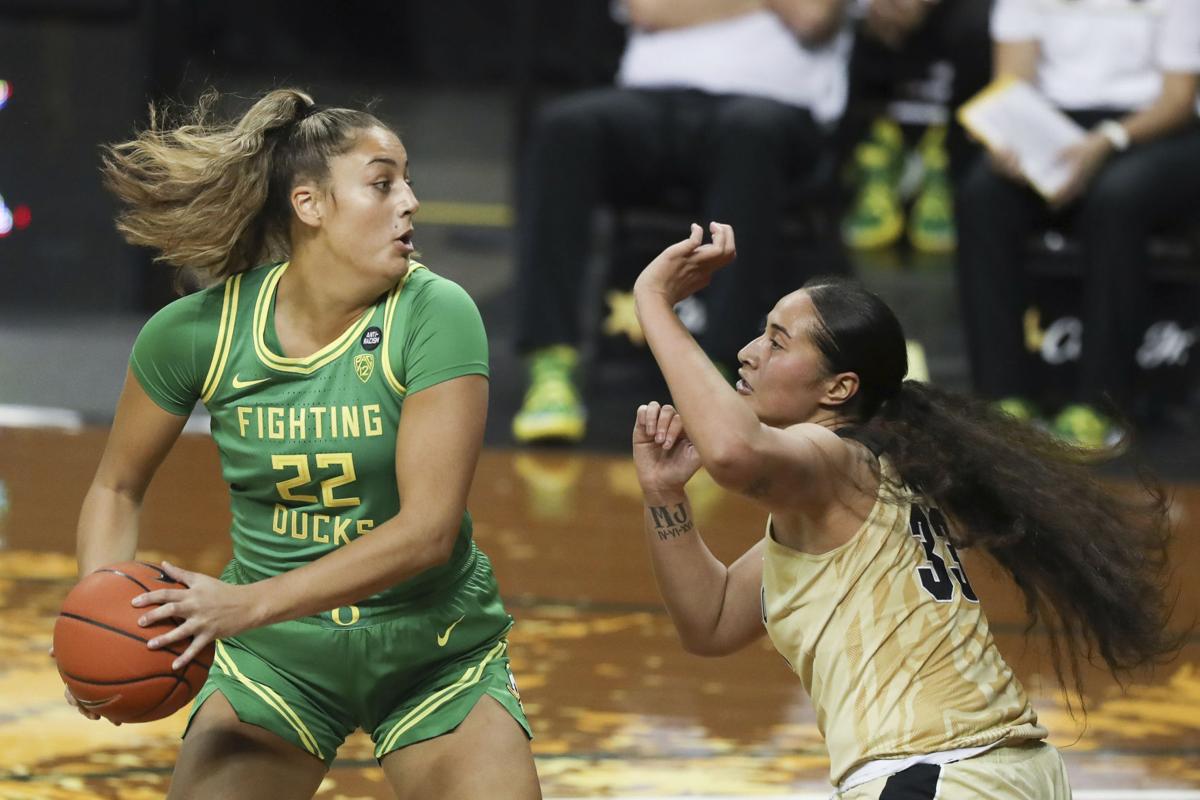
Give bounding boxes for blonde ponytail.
[102,88,384,284]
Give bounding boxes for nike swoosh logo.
[76,694,120,709]
[436,615,466,647]
[231,375,270,389]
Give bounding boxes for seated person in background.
[842,0,992,254]
[512,0,852,445]
[955,0,1200,447]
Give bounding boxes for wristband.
[1097,119,1130,152]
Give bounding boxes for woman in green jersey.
[628,223,1179,798]
[64,89,539,799]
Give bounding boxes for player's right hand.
[49,645,116,724]
[632,402,702,497]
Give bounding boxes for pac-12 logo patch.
[360,326,382,351]
[355,354,375,383]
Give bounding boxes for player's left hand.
[1050,132,1113,209]
[634,222,736,306]
[131,561,258,670]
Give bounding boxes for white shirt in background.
[616,10,853,125]
[992,0,1200,111]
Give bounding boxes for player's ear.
[291,181,323,228]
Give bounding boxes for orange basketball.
[53,561,214,724]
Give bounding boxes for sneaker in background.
[512,345,586,444]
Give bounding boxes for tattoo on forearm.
[648,503,695,540]
[745,475,772,498]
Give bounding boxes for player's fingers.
[719,222,736,258]
[64,687,101,720]
[146,616,193,650]
[131,588,184,608]
[662,224,703,260]
[664,413,686,450]
[644,401,661,437]
[170,633,211,671]
[137,601,182,627]
[160,560,195,587]
[655,405,676,443]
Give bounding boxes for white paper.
[959,80,1087,198]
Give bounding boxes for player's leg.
[166,692,327,800]
[381,694,540,800]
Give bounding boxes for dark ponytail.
[803,277,1182,703]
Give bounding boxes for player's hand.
[49,645,116,724]
[1049,132,1113,209]
[131,561,256,670]
[634,222,736,307]
[632,402,702,497]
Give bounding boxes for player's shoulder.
[395,262,477,309]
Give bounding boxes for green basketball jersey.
[129,261,489,621]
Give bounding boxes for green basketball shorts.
[185,544,530,766]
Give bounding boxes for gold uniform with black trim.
[761,458,1055,792]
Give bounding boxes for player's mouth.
[394,230,415,254]
[736,372,753,395]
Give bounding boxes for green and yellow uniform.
[130,261,528,765]
[762,457,1068,798]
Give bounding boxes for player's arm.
[633,225,855,515]
[132,375,488,669]
[634,402,766,655]
[245,373,488,624]
[77,371,190,575]
[645,493,767,656]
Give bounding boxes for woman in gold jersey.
[629,223,1179,798]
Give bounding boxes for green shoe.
[1051,404,1122,450]
[843,143,905,250]
[995,396,1037,422]
[512,345,586,444]
[909,139,956,255]
[869,116,905,168]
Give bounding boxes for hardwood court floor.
[0,425,1198,799]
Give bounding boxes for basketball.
[53,561,214,724]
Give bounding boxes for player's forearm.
[635,293,764,479]
[247,509,459,627]
[75,484,141,576]
[642,490,732,654]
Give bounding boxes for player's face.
[735,291,837,427]
[320,126,419,280]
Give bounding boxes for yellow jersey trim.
[380,261,428,397]
[375,638,506,756]
[251,262,376,375]
[200,275,241,404]
[213,641,324,760]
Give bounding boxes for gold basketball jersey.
[761,457,1047,786]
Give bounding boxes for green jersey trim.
[375,638,508,755]
[380,261,429,396]
[200,274,242,404]
[251,263,376,375]
[214,640,325,760]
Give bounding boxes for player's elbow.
[415,513,463,570]
[678,632,737,657]
[703,440,760,491]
